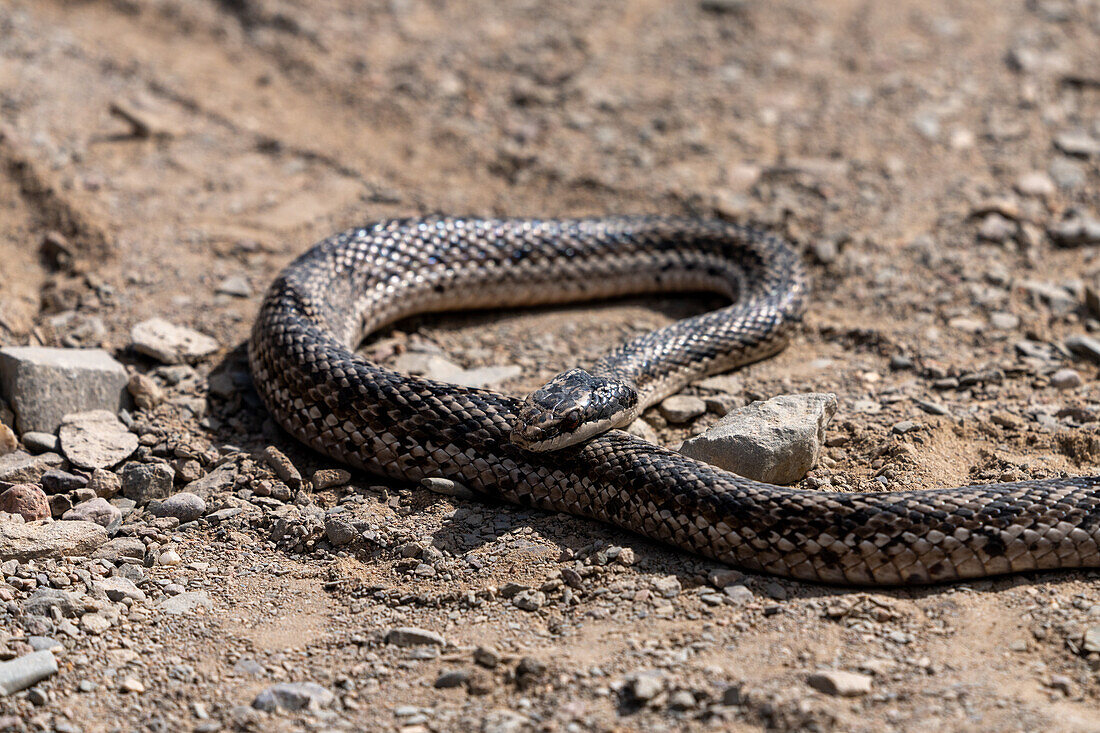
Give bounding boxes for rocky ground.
[1,0,1100,731]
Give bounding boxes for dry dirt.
[2,0,1100,731]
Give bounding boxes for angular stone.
[658,395,707,424]
[63,498,122,534]
[91,536,146,562]
[94,576,146,603]
[126,373,163,411]
[40,469,87,494]
[0,423,15,457]
[0,521,107,561]
[679,393,837,484]
[130,318,219,364]
[252,682,334,712]
[120,462,174,505]
[0,451,64,484]
[0,484,50,522]
[312,468,351,490]
[386,627,446,647]
[22,588,85,617]
[59,410,138,470]
[183,464,236,499]
[88,468,122,498]
[807,670,873,696]
[0,347,129,435]
[324,515,358,546]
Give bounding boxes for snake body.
[249,216,1100,584]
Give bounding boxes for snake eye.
[561,410,582,431]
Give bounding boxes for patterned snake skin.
[249,216,1100,584]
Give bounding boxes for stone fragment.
[216,275,252,298]
[184,464,236,498]
[658,395,707,423]
[91,537,146,562]
[252,682,334,712]
[22,588,85,617]
[1066,335,1100,364]
[807,670,873,696]
[80,613,111,635]
[263,446,302,490]
[627,670,665,701]
[1049,210,1100,247]
[386,627,446,647]
[324,515,358,546]
[148,492,205,523]
[40,469,87,494]
[434,670,469,688]
[59,410,138,470]
[157,591,213,615]
[62,498,122,534]
[130,318,219,364]
[393,352,521,388]
[625,419,659,443]
[94,576,146,603]
[48,494,72,518]
[1015,170,1055,197]
[420,476,475,499]
[1082,626,1100,653]
[0,451,64,484]
[86,468,121,498]
[653,576,682,598]
[312,468,351,490]
[0,484,50,522]
[0,650,58,695]
[679,393,837,484]
[512,589,546,611]
[120,462,174,504]
[0,521,107,561]
[1054,129,1100,157]
[126,373,163,411]
[0,347,128,434]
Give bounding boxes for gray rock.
[130,318,219,364]
[0,650,58,695]
[22,588,85,618]
[1015,170,1055,197]
[26,636,63,652]
[184,463,237,498]
[157,591,213,615]
[807,670,873,696]
[1051,368,1083,390]
[1066,335,1100,364]
[252,682,334,712]
[59,410,137,470]
[62,498,122,534]
[120,462,174,504]
[1050,157,1086,190]
[393,352,521,388]
[653,575,682,598]
[658,395,707,424]
[40,469,87,494]
[324,515,358,546]
[0,520,107,561]
[20,432,58,454]
[0,451,64,484]
[94,576,146,603]
[148,492,205,523]
[679,393,838,484]
[92,536,146,562]
[1082,626,1100,653]
[512,589,546,611]
[0,347,128,434]
[1050,211,1100,247]
[434,669,470,688]
[625,419,659,443]
[88,468,122,498]
[627,670,665,701]
[420,476,475,499]
[386,627,446,647]
[262,446,302,490]
[977,213,1016,242]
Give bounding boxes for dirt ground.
[2,0,1100,731]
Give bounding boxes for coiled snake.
[249,216,1100,584]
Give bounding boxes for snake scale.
[249,216,1100,584]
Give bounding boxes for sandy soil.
[2,0,1100,731]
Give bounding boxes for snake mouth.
[511,413,631,452]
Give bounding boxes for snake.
[249,216,1100,585]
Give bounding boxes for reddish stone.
[0,483,51,522]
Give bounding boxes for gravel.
[0,347,128,434]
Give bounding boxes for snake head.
[511,368,639,452]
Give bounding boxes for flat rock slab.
[157,591,213,615]
[0,347,128,434]
[252,682,334,712]
[130,318,219,364]
[0,650,58,695]
[0,451,64,485]
[0,520,107,561]
[59,410,138,470]
[679,392,838,484]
